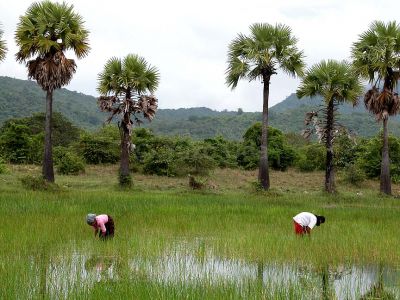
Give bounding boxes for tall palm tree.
[15,1,90,182]
[0,24,7,62]
[97,54,159,186]
[226,23,305,190]
[352,21,400,195]
[297,60,363,193]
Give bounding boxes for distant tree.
[351,21,400,195]
[0,122,32,163]
[98,54,159,186]
[238,123,296,171]
[0,24,7,62]
[1,112,80,147]
[297,60,363,193]
[237,108,244,115]
[15,1,90,182]
[226,23,305,189]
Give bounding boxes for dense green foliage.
[0,76,104,130]
[54,147,85,175]
[0,112,80,164]
[3,110,400,183]
[357,134,400,181]
[3,77,400,140]
[238,123,297,171]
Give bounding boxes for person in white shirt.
[293,212,325,235]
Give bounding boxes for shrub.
[119,173,132,187]
[20,175,59,191]
[56,151,85,175]
[357,133,400,179]
[0,157,7,174]
[78,134,119,164]
[174,147,216,176]
[295,144,325,172]
[238,123,297,170]
[342,164,366,186]
[142,147,175,176]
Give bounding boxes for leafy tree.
[295,144,325,172]
[15,1,90,182]
[0,123,33,163]
[1,112,80,147]
[97,54,159,186]
[54,149,85,175]
[297,60,363,193]
[203,136,238,168]
[238,123,296,171]
[78,129,119,164]
[352,21,400,195]
[0,24,7,62]
[356,133,400,181]
[226,23,305,189]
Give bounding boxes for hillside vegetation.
[1,76,400,139]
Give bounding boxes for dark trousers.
[99,215,115,239]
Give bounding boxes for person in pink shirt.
[86,213,115,239]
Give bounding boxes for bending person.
[293,212,325,235]
[86,213,115,239]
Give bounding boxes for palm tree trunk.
[325,100,335,193]
[42,90,54,182]
[119,119,131,186]
[259,74,270,190]
[380,116,391,195]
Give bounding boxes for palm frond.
[97,54,160,129]
[15,0,90,62]
[0,24,7,62]
[226,23,304,90]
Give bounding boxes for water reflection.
[38,243,400,299]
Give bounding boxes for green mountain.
[0,76,105,130]
[0,76,399,140]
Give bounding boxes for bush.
[174,147,216,176]
[79,134,119,164]
[203,136,238,168]
[56,151,85,175]
[238,123,297,170]
[295,144,325,172]
[142,147,175,176]
[342,164,366,186]
[119,173,132,187]
[20,175,59,191]
[0,157,7,174]
[357,133,400,179]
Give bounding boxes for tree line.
[2,112,400,188]
[1,2,400,194]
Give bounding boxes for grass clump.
[0,157,8,174]
[19,174,59,191]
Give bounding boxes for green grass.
[1,165,399,298]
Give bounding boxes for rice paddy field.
[1,165,399,299]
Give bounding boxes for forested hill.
[1,76,400,139]
[0,76,105,130]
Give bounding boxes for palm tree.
[352,21,400,195]
[297,60,363,193]
[15,1,90,182]
[226,23,305,190]
[0,24,7,62]
[97,54,159,186]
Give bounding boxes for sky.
[0,0,399,112]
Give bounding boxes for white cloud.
[0,0,399,112]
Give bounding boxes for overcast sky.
[0,0,399,112]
